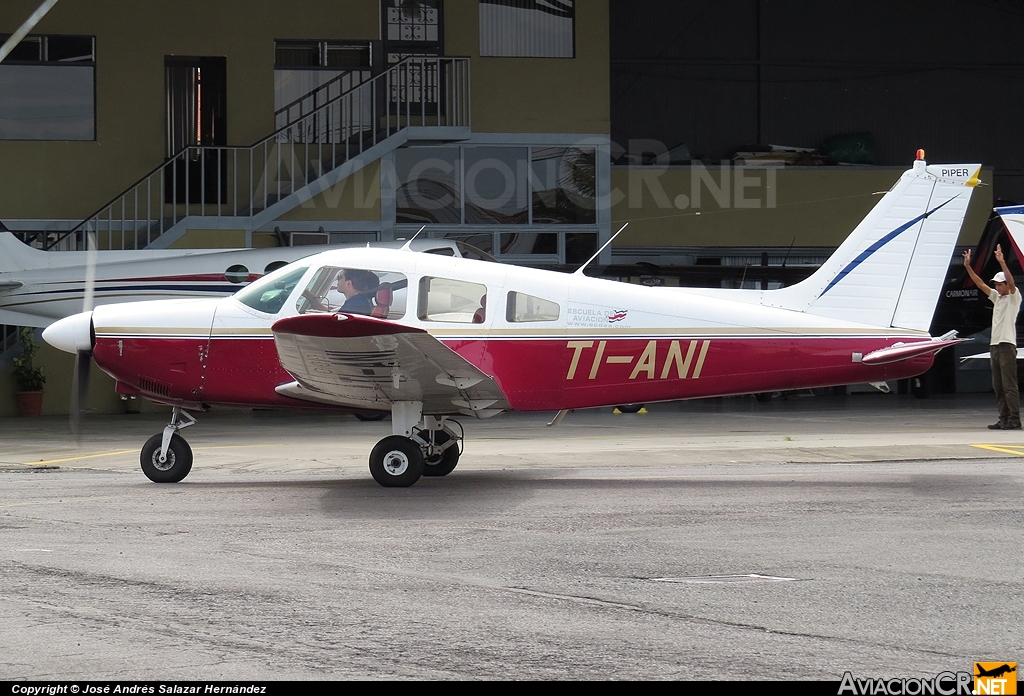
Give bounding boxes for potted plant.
[12,327,46,416]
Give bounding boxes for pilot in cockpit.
[332,268,380,315]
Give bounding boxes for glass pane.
[235,264,310,315]
[275,43,320,68]
[418,276,487,323]
[480,0,575,57]
[46,36,94,63]
[396,147,461,224]
[565,232,598,265]
[531,146,596,224]
[0,64,94,140]
[500,232,557,256]
[296,266,407,319]
[463,147,529,224]
[384,0,441,43]
[325,45,371,69]
[507,291,560,322]
[6,36,42,62]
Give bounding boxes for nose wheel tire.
[140,433,193,483]
[369,436,425,487]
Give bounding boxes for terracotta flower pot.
[15,391,44,417]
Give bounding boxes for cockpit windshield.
[234,263,310,314]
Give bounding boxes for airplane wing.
[271,313,511,418]
[0,307,53,328]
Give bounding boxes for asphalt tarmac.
[1,392,1022,680]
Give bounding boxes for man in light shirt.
[964,244,1022,429]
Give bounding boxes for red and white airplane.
[43,154,981,487]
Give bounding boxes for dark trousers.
[991,342,1020,425]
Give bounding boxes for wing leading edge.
[272,313,510,418]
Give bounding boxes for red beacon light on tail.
[916,149,926,161]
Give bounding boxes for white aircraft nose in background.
[41,311,94,354]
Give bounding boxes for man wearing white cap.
[964,244,1022,429]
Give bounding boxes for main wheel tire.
[140,433,193,483]
[422,430,460,477]
[354,411,388,421]
[754,392,773,403]
[617,403,643,414]
[369,436,425,487]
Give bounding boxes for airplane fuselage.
[85,248,935,413]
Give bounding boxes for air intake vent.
[138,376,170,397]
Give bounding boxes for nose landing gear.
[140,407,196,483]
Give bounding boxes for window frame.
[479,0,576,58]
[0,33,96,141]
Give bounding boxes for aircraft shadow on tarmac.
[120,469,1023,520]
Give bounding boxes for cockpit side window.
[234,264,310,315]
[295,266,407,319]
[506,291,560,322]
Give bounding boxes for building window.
[274,40,373,133]
[464,147,529,223]
[383,0,444,64]
[396,146,462,224]
[531,146,595,224]
[479,1,575,58]
[0,34,95,140]
[396,145,595,226]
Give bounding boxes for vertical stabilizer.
[0,231,48,272]
[766,157,981,331]
[995,205,1024,263]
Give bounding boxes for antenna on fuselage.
[399,225,428,251]
[573,223,628,276]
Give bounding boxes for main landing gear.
[368,401,462,487]
[140,406,196,483]
[139,402,463,487]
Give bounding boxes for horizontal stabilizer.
[961,347,1024,362]
[860,334,962,365]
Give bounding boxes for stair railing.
[46,57,470,251]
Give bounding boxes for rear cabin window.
[295,266,407,319]
[418,277,487,323]
[506,291,560,322]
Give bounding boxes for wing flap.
[272,313,510,416]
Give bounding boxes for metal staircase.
[45,57,470,251]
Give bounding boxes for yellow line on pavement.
[23,443,286,465]
[193,444,287,451]
[25,450,136,465]
[971,444,1024,456]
